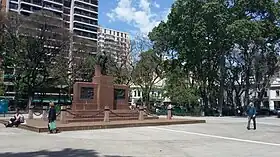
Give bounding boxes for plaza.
[0,116,279,157]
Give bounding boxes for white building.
[269,78,280,110]
[97,27,130,62]
[129,78,168,106]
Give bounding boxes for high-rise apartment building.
[0,0,99,99]
[98,27,130,61]
[1,0,98,53]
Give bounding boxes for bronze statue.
[96,53,108,75]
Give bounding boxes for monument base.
[65,109,157,123]
[0,118,206,133]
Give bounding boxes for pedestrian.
[246,102,257,130]
[4,108,24,127]
[48,102,58,134]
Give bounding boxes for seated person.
[5,109,24,127]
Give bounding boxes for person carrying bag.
[48,102,58,134]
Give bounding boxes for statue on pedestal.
[96,53,108,75]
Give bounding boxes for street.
[0,116,279,157]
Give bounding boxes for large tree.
[149,0,232,113]
[132,49,162,109]
[149,0,280,114]
[1,11,70,118]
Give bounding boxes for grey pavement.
[0,116,279,157]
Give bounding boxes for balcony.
[73,19,98,28]
[21,0,42,7]
[43,0,63,6]
[74,2,98,14]
[75,0,98,7]
[43,6,63,13]
[73,27,97,35]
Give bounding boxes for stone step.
[66,117,139,123]
[67,112,140,118]
[69,110,139,114]
[66,116,159,123]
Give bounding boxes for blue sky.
[98,0,175,36]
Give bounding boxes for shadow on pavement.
[0,148,133,157]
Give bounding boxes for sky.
[98,0,175,36]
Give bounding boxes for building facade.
[1,0,98,53]
[269,78,280,110]
[98,27,130,61]
[1,0,99,99]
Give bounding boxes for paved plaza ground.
[0,116,279,157]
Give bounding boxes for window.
[134,91,136,97]
[90,0,98,5]
[117,32,119,36]
[21,11,30,16]
[121,33,123,37]
[138,90,140,97]
[80,87,94,99]
[114,89,126,100]
[33,0,42,6]
[74,22,98,32]
[21,4,31,11]
[110,30,111,34]
[9,2,18,9]
[276,90,279,97]
[64,8,70,14]
[64,0,71,7]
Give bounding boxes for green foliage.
[149,0,280,109]
[164,68,199,105]
[1,11,71,107]
[132,49,162,106]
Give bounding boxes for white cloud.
[154,2,160,8]
[107,0,170,35]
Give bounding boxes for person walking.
[48,102,57,133]
[246,102,257,130]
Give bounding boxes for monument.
[66,60,151,122]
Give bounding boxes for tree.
[149,0,280,114]
[1,11,70,118]
[132,49,162,109]
[164,65,199,105]
[226,0,280,109]
[50,37,97,102]
[150,0,232,113]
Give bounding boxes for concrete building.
[0,0,99,99]
[1,0,98,53]
[269,77,280,110]
[98,27,130,61]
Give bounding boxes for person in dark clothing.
[246,102,257,130]
[48,102,58,133]
[5,109,23,127]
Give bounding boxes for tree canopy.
[149,0,280,114]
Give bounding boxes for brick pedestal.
[138,106,144,121]
[60,106,67,124]
[104,106,110,122]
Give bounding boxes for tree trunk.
[218,54,225,116]
[27,95,34,119]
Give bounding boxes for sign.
[0,99,8,114]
